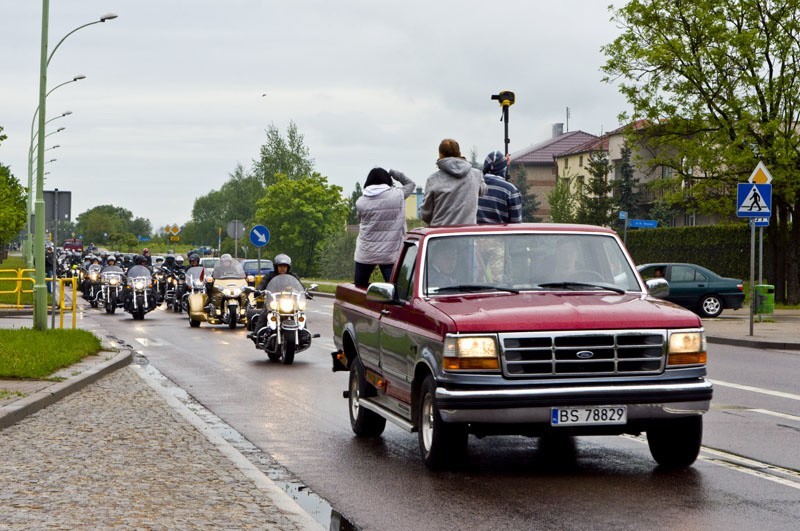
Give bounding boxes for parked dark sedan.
[637,263,745,318]
[241,259,273,278]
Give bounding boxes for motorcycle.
[99,265,125,314]
[187,257,251,329]
[246,276,319,364]
[151,266,167,306]
[181,266,205,314]
[122,264,157,320]
[163,268,186,313]
[83,264,103,308]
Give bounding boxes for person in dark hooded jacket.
[419,138,486,226]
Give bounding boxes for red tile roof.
[510,131,599,165]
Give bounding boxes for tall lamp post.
[32,5,118,330]
[24,105,74,265]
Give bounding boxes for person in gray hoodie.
[354,167,416,287]
[419,138,487,226]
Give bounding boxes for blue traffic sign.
[737,183,771,218]
[752,217,769,227]
[619,211,628,220]
[628,219,658,228]
[249,225,270,248]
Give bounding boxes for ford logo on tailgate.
[576,350,595,359]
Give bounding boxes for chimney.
[552,123,564,137]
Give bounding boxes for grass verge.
[0,328,102,379]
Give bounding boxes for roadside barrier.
[0,269,78,329]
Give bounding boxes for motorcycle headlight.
[110,277,119,286]
[133,278,146,290]
[278,296,295,314]
[89,272,98,281]
[297,296,307,311]
[224,287,242,297]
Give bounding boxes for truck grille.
[499,331,666,378]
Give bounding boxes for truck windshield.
[423,233,640,295]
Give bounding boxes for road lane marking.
[708,379,800,401]
[748,408,800,423]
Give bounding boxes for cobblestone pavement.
[0,366,320,530]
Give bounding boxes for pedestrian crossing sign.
[737,183,771,217]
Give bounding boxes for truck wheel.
[647,416,702,468]
[418,375,467,470]
[698,295,723,318]
[348,360,386,437]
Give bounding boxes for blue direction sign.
[752,217,769,228]
[737,183,772,218]
[249,225,270,247]
[628,219,658,228]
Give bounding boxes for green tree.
[75,205,138,246]
[576,151,615,226]
[346,182,362,225]
[548,175,576,223]
[509,164,541,222]
[612,143,642,230]
[253,122,315,187]
[0,161,26,248]
[254,174,348,276]
[602,0,800,302]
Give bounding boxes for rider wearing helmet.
[249,253,305,342]
[188,253,200,267]
[141,248,152,267]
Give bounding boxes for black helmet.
[274,253,291,270]
[134,254,147,265]
[188,253,200,265]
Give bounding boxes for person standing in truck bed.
[419,138,486,226]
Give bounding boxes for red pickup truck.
[331,223,712,470]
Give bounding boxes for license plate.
[551,406,627,426]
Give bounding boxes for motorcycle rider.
[187,253,201,268]
[141,248,153,267]
[248,253,306,342]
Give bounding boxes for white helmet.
[175,255,184,264]
[274,253,292,269]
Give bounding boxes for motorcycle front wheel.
[106,292,116,314]
[281,334,296,365]
[228,306,237,329]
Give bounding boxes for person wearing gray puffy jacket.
[354,167,416,287]
[419,138,486,226]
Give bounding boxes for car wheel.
[348,359,386,437]
[647,416,702,469]
[418,375,468,470]
[699,294,723,318]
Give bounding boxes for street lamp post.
[32,4,118,330]
[24,105,74,265]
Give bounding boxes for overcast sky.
[2,1,630,233]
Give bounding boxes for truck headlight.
[667,331,707,366]
[443,335,500,371]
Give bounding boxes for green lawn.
[0,328,102,379]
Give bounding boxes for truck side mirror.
[366,282,397,304]
[646,277,670,299]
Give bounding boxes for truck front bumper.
[435,380,712,424]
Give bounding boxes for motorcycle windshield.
[101,265,124,274]
[266,275,304,293]
[126,265,151,281]
[213,258,245,280]
[87,264,102,274]
[184,266,205,285]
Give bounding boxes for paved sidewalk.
[0,312,322,530]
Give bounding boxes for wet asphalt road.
[92,299,800,531]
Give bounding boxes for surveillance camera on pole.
[491,90,515,156]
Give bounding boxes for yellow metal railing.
[0,268,78,329]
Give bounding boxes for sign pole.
[749,221,755,336]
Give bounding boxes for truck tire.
[418,375,468,470]
[348,360,386,437]
[647,416,702,468]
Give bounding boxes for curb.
[707,335,800,351]
[0,349,133,430]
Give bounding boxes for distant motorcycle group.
[59,248,319,364]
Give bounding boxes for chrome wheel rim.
[421,393,434,452]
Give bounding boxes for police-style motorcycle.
[246,275,319,364]
[99,265,125,314]
[123,264,157,320]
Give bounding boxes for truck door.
[377,243,418,400]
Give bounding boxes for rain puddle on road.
[133,354,357,530]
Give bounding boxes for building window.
[579,155,583,167]
[565,158,569,168]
